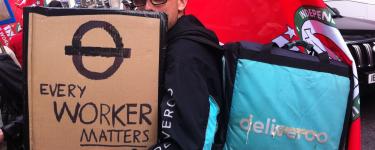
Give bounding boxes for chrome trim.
[363,43,374,67]
[352,45,364,68]
[346,38,375,45]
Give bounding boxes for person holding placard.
[134,0,224,149]
[0,45,24,150]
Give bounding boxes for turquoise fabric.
[224,59,350,150]
[203,96,220,150]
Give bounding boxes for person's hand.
[0,129,4,143]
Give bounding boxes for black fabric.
[339,65,355,150]
[216,43,241,150]
[152,15,223,150]
[237,43,350,77]
[0,54,24,150]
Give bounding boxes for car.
[330,5,375,100]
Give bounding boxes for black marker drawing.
[65,21,131,80]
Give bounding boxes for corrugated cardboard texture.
[27,13,160,150]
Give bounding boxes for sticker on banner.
[368,73,375,84]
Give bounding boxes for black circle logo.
[65,21,131,80]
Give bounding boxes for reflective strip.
[222,56,226,93]
[203,96,220,150]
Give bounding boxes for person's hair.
[47,0,63,7]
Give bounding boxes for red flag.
[187,0,361,149]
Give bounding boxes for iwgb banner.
[186,0,360,149]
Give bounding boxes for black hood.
[167,15,220,48]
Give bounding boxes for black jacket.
[0,53,24,150]
[154,15,223,150]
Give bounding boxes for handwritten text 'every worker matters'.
[39,83,153,147]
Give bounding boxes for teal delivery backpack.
[221,41,353,150]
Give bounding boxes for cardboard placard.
[25,7,166,150]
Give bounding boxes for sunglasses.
[132,0,167,7]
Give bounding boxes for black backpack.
[0,47,24,150]
[175,36,352,150]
